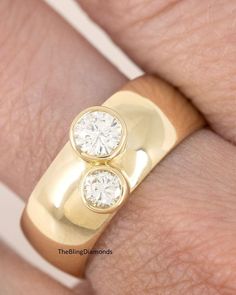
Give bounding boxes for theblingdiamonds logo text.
[58,248,113,256]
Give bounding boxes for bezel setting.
[81,165,129,214]
[70,106,127,162]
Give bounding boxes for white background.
[0,0,142,288]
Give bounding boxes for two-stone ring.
[21,75,205,276]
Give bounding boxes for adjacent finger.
[81,129,236,295]
[78,0,236,144]
[0,241,89,295]
[0,0,126,199]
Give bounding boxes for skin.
[0,0,236,294]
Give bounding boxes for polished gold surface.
[21,75,205,277]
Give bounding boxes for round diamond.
[72,110,123,158]
[83,169,123,209]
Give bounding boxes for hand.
[1,1,236,294]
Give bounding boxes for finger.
[78,0,236,144]
[1,1,236,294]
[81,129,236,295]
[0,241,90,295]
[0,0,126,199]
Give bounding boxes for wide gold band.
[21,75,205,277]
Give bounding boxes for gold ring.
[21,75,205,277]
